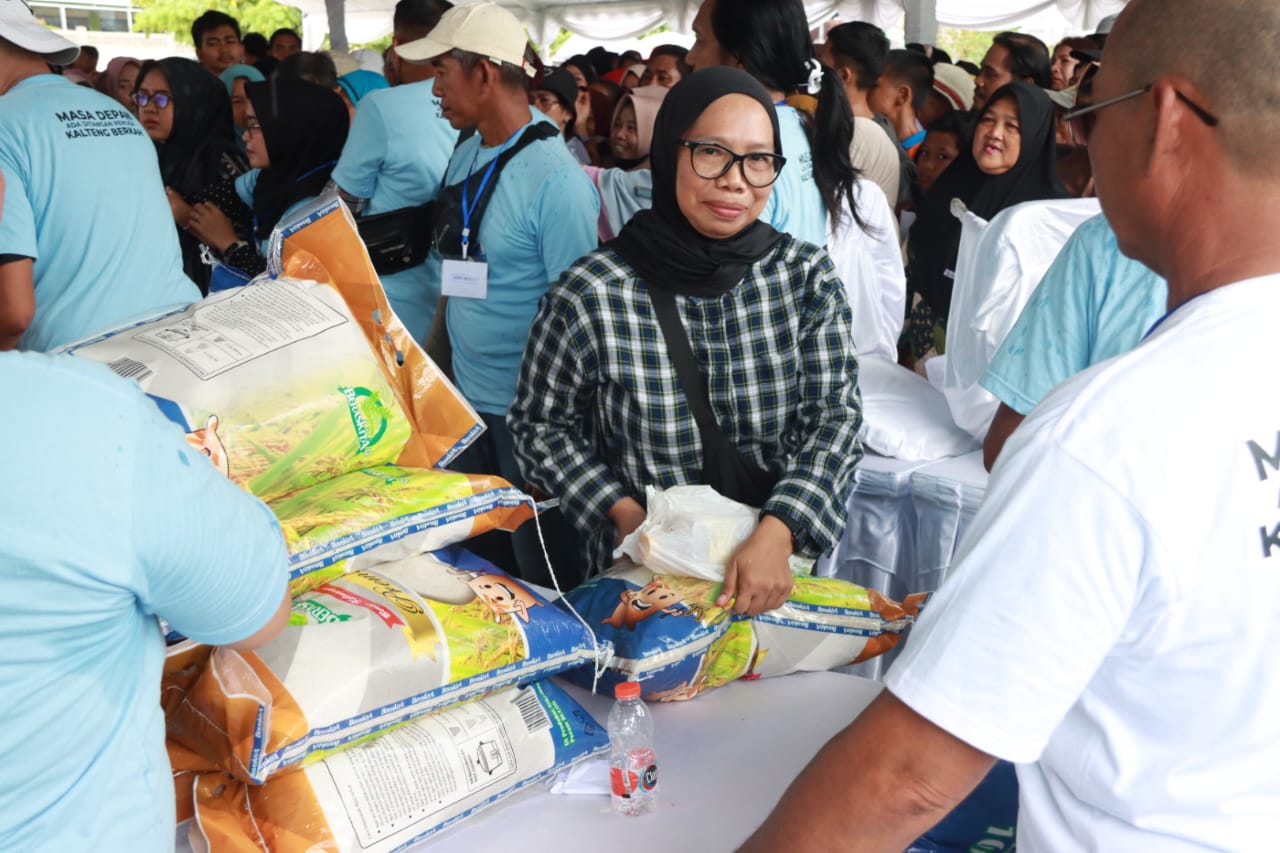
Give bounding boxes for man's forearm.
[739,692,996,853]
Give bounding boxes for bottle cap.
[615,682,641,700]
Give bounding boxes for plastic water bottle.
[607,682,658,815]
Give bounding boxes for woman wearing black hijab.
[134,57,249,293]
[904,81,1067,362]
[186,78,349,280]
[510,67,862,615]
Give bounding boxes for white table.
[180,671,882,852]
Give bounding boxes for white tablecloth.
[178,671,882,852]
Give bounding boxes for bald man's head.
[1109,0,1280,174]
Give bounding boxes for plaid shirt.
[509,233,863,567]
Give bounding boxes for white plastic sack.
[940,198,1101,439]
[858,358,978,462]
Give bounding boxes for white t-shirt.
[886,274,1280,851]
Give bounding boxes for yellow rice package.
[63,278,416,502]
[559,563,925,702]
[188,681,608,852]
[269,465,533,595]
[165,546,603,784]
[273,194,482,469]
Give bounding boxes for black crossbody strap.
[645,286,778,507]
[647,287,725,449]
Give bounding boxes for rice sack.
[165,547,602,784]
[63,278,415,502]
[559,564,923,702]
[271,465,533,595]
[189,680,606,852]
[276,195,484,469]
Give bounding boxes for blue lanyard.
[459,127,524,259]
[1142,290,1211,341]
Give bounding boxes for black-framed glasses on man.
[1064,84,1219,145]
[678,139,786,188]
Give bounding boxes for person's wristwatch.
[220,240,248,257]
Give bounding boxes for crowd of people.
[2,0,1278,848]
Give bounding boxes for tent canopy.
[297,0,1127,57]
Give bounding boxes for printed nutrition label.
[325,702,517,846]
[134,284,346,379]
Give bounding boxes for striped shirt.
[508,233,863,569]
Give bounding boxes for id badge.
[441,258,489,300]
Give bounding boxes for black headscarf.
[608,67,785,297]
[138,57,244,199]
[907,81,1066,318]
[245,78,349,241]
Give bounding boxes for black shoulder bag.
[356,201,436,275]
[645,287,779,508]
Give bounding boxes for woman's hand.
[718,514,795,616]
[608,496,647,563]
[166,187,193,229]
[187,201,239,253]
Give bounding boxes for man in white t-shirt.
[741,1,1280,850]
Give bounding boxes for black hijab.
[245,78,349,241]
[608,67,784,297]
[138,57,244,199]
[908,81,1066,318]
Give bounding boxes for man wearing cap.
[743,0,1280,849]
[331,0,459,343]
[0,2,198,351]
[398,1,598,582]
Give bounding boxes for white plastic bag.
[614,485,756,581]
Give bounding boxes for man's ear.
[1147,77,1196,176]
[835,64,853,87]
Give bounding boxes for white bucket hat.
[395,2,533,77]
[0,0,79,66]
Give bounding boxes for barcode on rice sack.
[106,356,154,384]
[514,688,551,735]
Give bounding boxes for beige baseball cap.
[931,62,975,112]
[395,2,533,76]
[0,0,79,66]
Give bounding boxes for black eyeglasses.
[678,140,785,188]
[1064,83,1219,145]
[132,91,171,109]
[243,120,264,136]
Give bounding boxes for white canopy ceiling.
[296,0,1127,56]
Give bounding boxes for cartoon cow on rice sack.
[602,577,688,631]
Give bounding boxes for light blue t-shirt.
[980,214,1169,415]
[434,110,599,416]
[0,352,287,852]
[761,105,827,248]
[0,75,199,352]
[332,81,458,343]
